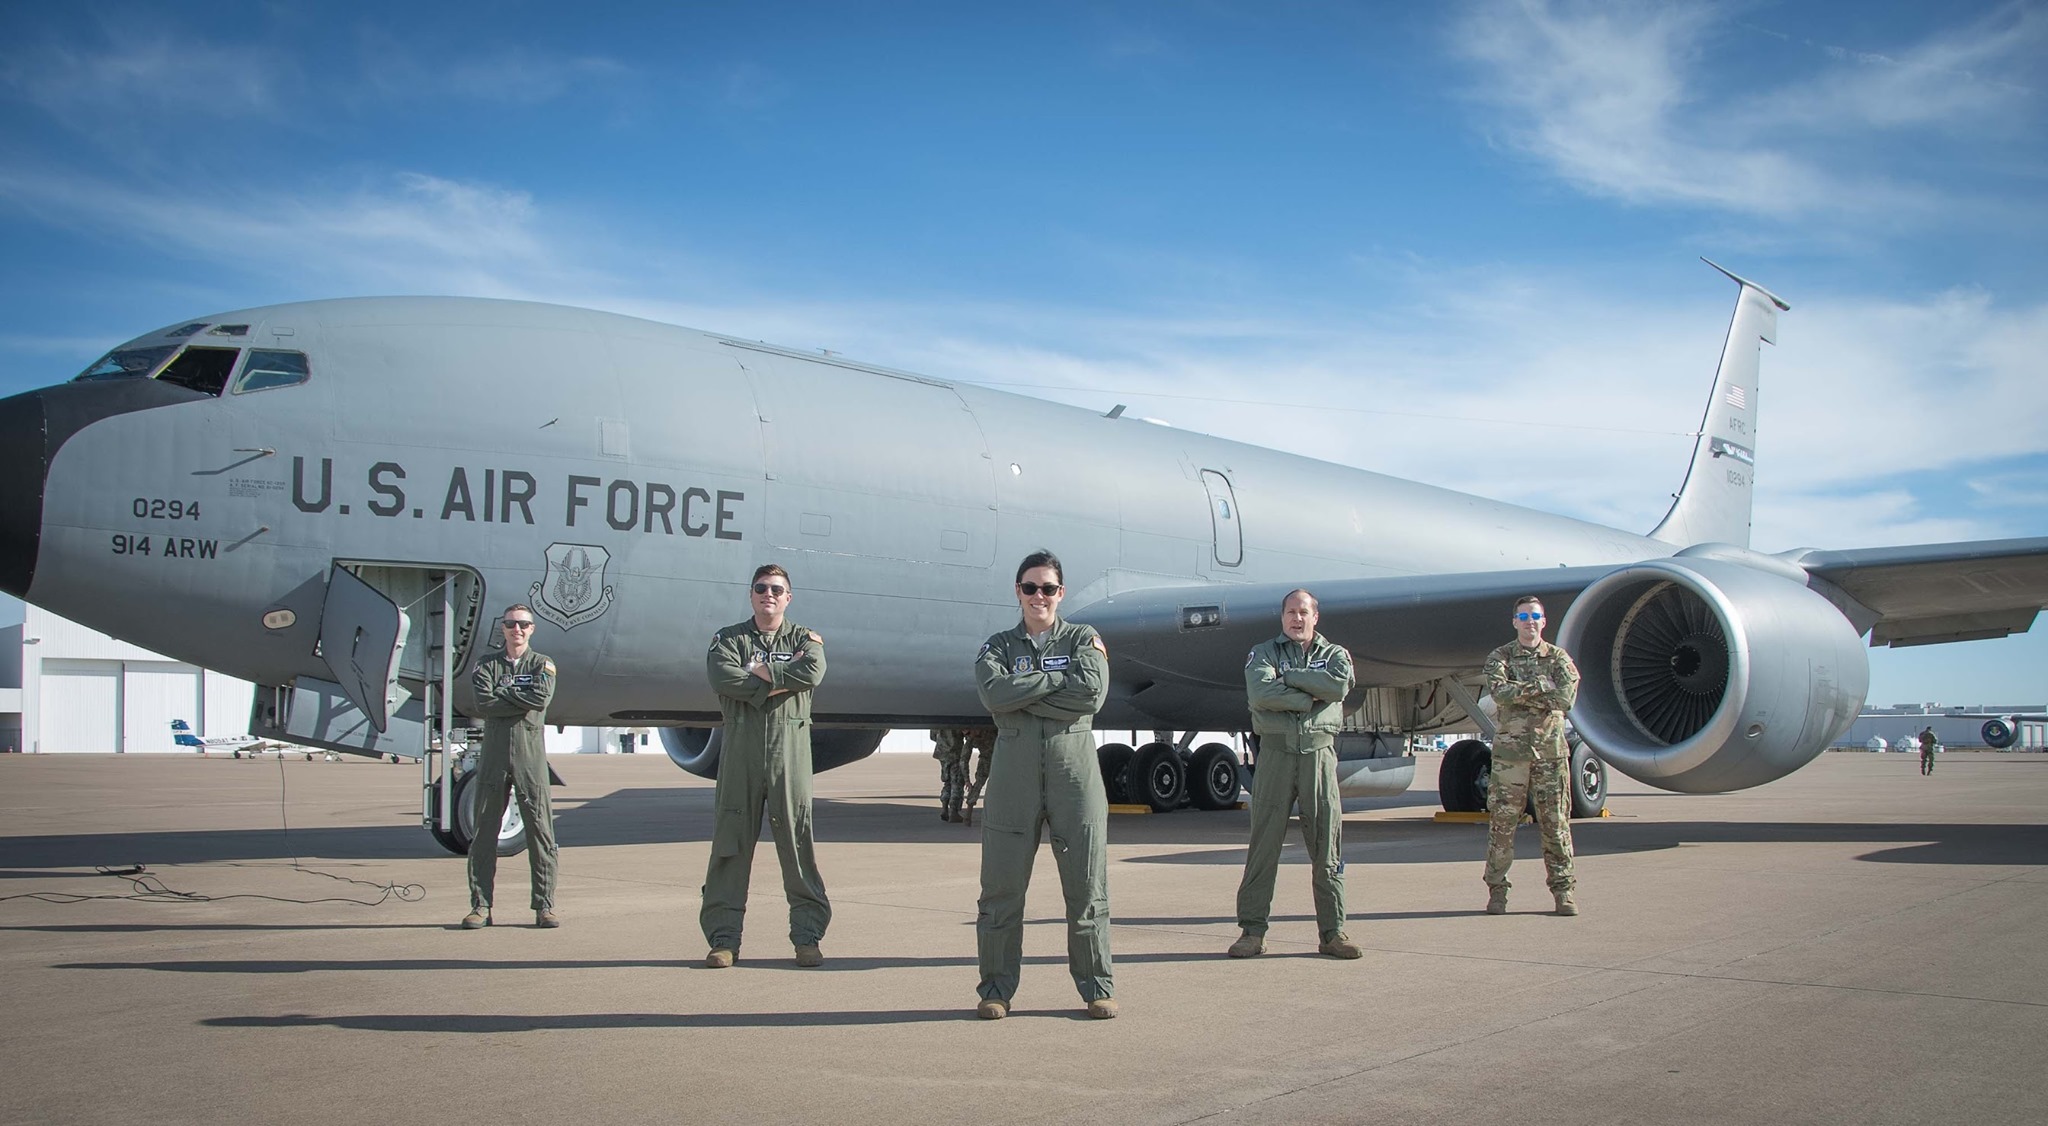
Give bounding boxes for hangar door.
[123,663,203,754]
[42,660,118,753]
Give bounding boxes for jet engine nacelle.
[1558,555,1868,793]
[659,726,886,779]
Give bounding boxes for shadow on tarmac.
[59,950,1228,975]
[200,1008,1125,1030]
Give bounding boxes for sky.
[0,0,2042,706]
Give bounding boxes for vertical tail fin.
[1648,259,1789,548]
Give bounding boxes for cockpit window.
[233,349,311,394]
[155,346,241,396]
[74,345,177,382]
[168,323,209,338]
[208,324,250,337]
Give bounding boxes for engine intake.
[1558,556,1867,793]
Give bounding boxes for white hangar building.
[7,605,640,756]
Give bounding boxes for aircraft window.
[208,324,250,337]
[155,346,242,396]
[234,349,311,394]
[168,323,209,338]
[73,345,177,382]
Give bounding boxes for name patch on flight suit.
[1042,655,1070,671]
[500,673,537,687]
[1308,659,1328,670]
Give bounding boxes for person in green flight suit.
[701,564,830,968]
[1228,588,1362,960]
[462,603,560,929]
[972,549,1116,1020]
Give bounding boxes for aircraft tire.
[423,780,465,854]
[1097,743,1135,803]
[1439,740,1491,812]
[1129,742,1186,813]
[454,771,529,857]
[1187,743,1242,810]
[1982,719,2017,749]
[1568,735,1607,819]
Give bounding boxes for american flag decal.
[1724,385,1747,409]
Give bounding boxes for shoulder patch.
[540,658,556,676]
[1245,649,1257,668]
[1091,635,1107,655]
[807,630,822,644]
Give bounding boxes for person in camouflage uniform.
[463,603,560,929]
[1918,726,1938,775]
[1482,595,1581,917]
[931,726,996,823]
[972,550,1117,1020]
[1229,589,1362,961]
[701,564,831,969]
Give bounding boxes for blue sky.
[1,0,2043,705]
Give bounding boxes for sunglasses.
[502,619,535,630]
[752,582,788,596]
[1017,582,1063,596]
[1515,612,1544,622]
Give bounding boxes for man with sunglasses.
[702,564,830,968]
[1229,588,1361,960]
[1481,596,1581,916]
[462,603,560,929]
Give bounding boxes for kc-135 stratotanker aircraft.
[4,260,2045,856]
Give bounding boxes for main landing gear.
[1095,735,1246,813]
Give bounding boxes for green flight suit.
[466,648,558,913]
[702,618,830,952]
[1237,632,1356,940]
[974,618,1112,1005]
[1483,639,1579,893]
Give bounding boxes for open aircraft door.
[316,562,411,732]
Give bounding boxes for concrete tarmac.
[2,749,2044,1126]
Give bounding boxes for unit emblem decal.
[531,542,616,630]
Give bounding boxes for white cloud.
[0,23,284,127]
[1447,0,1992,220]
[1763,3,2044,131]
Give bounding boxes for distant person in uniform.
[463,603,560,929]
[701,564,830,969]
[931,726,996,824]
[972,550,1116,1020]
[1482,596,1581,917]
[1229,589,1362,960]
[1919,726,1939,775]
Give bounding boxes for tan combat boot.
[1318,932,1363,959]
[976,998,1009,1020]
[1555,890,1578,916]
[794,943,823,967]
[1086,998,1120,1019]
[1227,930,1266,958]
[1486,887,1508,915]
[461,910,489,929]
[705,947,736,969]
[535,909,560,928]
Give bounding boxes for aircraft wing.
[1791,536,2048,646]
[1071,564,1616,698]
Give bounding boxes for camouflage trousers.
[936,744,992,803]
[1484,757,1574,893]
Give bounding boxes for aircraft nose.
[0,378,213,600]
[0,387,51,599]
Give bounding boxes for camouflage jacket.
[469,648,556,758]
[1244,633,1355,751]
[1484,639,1579,763]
